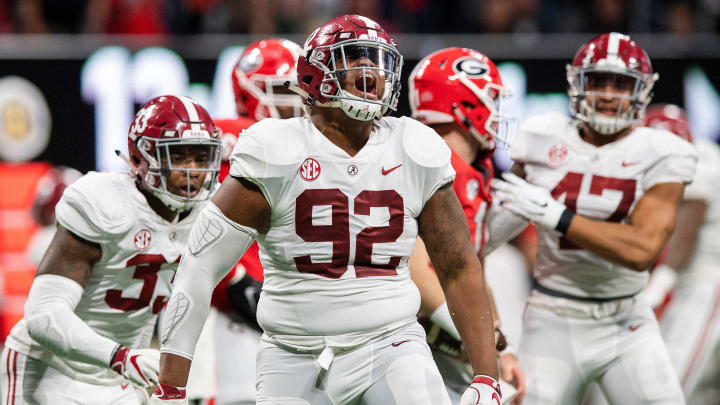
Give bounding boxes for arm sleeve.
[24,274,118,367]
[483,199,529,255]
[160,202,256,360]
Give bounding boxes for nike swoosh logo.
[629,324,642,332]
[382,163,402,175]
[391,340,410,347]
[622,161,640,167]
[129,355,149,385]
[121,382,129,390]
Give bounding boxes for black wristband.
[555,209,575,235]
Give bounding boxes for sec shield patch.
[134,229,152,251]
[300,158,321,181]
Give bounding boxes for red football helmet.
[232,38,305,120]
[567,32,658,135]
[643,104,693,143]
[32,166,82,226]
[295,14,403,121]
[409,47,515,152]
[127,95,222,212]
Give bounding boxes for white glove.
[110,346,160,389]
[149,383,188,404]
[460,375,502,405]
[491,173,570,232]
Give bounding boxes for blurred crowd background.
[0,0,718,36]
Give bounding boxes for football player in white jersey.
[491,33,697,404]
[640,104,720,405]
[151,14,502,405]
[0,95,222,404]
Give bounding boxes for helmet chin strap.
[452,104,495,151]
[284,81,381,121]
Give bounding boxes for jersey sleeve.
[642,132,698,190]
[228,119,305,210]
[683,139,720,201]
[510,112,570,166]
[54,172,131,243]
[400,117,455,208]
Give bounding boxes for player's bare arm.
[157,175,270,388]
[565,182,684,270]
[495,163,686,271]
[36,224,100,286]
[417,185,498,379]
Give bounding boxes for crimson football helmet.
[567,32,658,135]
[232,38,305,120]
[643,104,693,143]
[126,95,222,212]
[32,166,82,226]
[295,14,403,121]
[409,47,515,151]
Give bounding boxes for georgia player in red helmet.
[491,33,696,404]
[407,47,525,405]
[640,104,720,405]
[1,95,222,404]
[152,15,499,405]
[203,37,304,405]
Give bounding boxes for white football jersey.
[680,138,720,277]
[230,116,455,350]
[511,112,697,298]
[5,172,204,385]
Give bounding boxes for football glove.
[110,346,160,389]
[460,375,502,405]
[491,173,572,233]
[149,383,188,404]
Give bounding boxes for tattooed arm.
[417,184,499,379]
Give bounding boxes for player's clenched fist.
[110,346,160,388]
[150,383,188,404]
[460,375,502,405]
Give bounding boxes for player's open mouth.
[354,75,377,98]
[178,186,198,197]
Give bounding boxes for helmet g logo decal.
[299,158,321,181]
[134,229,152,251]
[453,58,489,77]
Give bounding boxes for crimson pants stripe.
[5,349,10,405]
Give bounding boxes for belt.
[533,280,639,303]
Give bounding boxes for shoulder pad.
[236,118,308,166]
[637,126,697,159]
[55,172,132,242]
[517,112,574,138]
[398,117,451,168]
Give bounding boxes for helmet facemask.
[454,75,517,150]
[136,136,222,212]
[310,39,403,121]
[236,68,305,120]
[567,66,658,135]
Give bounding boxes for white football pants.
[255,322,450,405]
[0,347,140,405]
[520,290,685,405]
